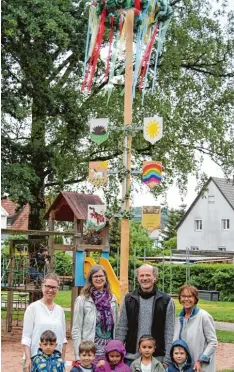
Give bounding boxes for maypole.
[120,9,134,301]
[82,0,173,303]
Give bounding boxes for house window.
[7,218,12,226]
[208,195,215,203]
[195,219,202,231]
[191,246,199,251]
[218,246,226,251]
[221,219,230,230]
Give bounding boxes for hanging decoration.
[142,206,161,232]
[88,161,108,186]
[142,161,162,188]
[82,0,173,100]
[87,204,106,231]
[90,118,109,145]
[143,116,163,144]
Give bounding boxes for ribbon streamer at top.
[82,0,173,102]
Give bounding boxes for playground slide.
[84,256,120,304]
[84,257,96,278]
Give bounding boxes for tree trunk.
[28,99,47,231]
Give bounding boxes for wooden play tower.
[44,191,111,315]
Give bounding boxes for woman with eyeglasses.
[173,285,217,372]
[72,264,118,365]
[21,273,67,372]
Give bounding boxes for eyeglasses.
[92,275,105,279]
[180,295,194,299]
[44,284,58,291]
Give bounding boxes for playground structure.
[1,191,120,331]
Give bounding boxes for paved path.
[215,321,234,332]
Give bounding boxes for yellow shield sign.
[142,206,161,232]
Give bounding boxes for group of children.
[31,330,194,372]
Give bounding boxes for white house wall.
[1,207,8,229]
[177,180,234,251]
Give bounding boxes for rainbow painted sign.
[142,161,162,188]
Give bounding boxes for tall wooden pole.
[120,9,134,302]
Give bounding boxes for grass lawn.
[55,291,234,323]
[216,330,234,343]
[56,290,71,307]
[173,299,234,323]
[3,290,233,323]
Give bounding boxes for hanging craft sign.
[87,204,106,231]
[90,118,109,145]
[142,161,162,188]
[143,116,163,144]
[142,206,161,232]
[88,161,108,187]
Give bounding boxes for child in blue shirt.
[166,340,193,372]
[31,330,65,372]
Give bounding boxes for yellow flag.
[142,206,161,232]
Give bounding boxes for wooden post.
[6,240,15,332]
[120,9,134,302]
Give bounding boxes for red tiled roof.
[1,199,29,230]
[44,192,104,221]
[1,199,16,215]
[10,204,29,230]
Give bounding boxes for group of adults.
[21,264,217,372]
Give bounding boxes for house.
[176,177,234,252]
[1,199,29,231]
[1,206,8,229]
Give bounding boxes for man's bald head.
[136,264,158,279]
[135,264,158,292]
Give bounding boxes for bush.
[163,237,177,250]
[53,251,73,276]
[151,263,234,301]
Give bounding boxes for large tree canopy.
[2,0,234,229]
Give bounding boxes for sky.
[132,154,225,210]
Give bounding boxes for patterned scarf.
[91,289,114,332]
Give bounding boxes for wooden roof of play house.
[44,192,104,222]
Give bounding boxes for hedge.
[153,263,234,301]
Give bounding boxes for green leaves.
[2,0,234,229]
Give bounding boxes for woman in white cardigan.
[174,285,217,372]
[21,272,67,372]
[72,264,118,363]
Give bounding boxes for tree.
[110,220,154,256]
[130,221,155,257]
[162,204,186,242]
[2,0,234,229]
[163,236,177,250]
[109,219,155,282]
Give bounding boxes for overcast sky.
[132,154,225,210]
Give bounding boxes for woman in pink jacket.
[96,340,130,372]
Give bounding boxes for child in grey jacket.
[130,335,165,372]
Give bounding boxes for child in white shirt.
[130,335,165,372]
